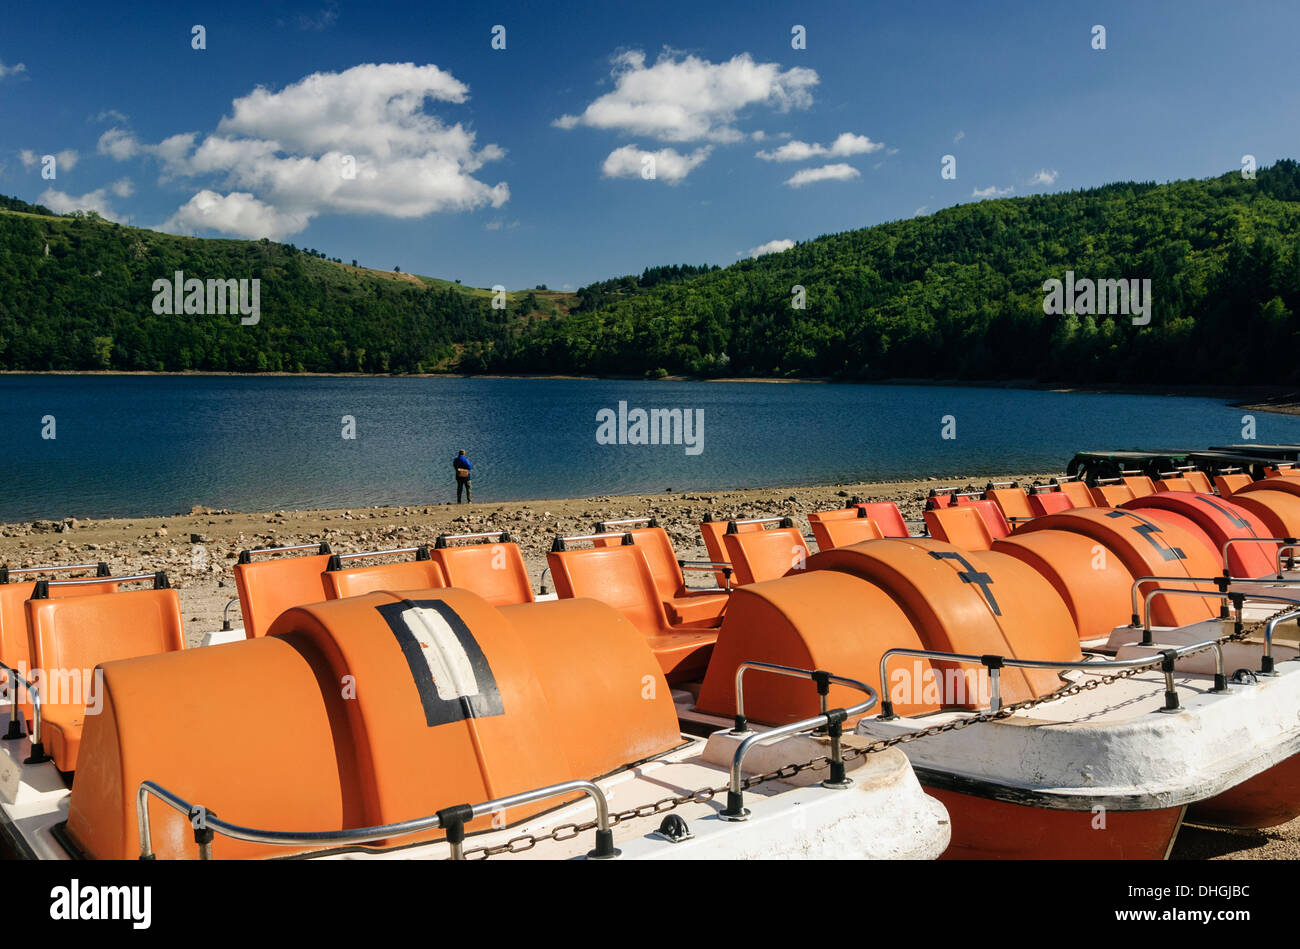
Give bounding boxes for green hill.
[0,205,573,373]
[4,161,1300,381]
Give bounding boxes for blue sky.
[3,0,1298,290]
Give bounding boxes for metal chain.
[463,603,1297,859]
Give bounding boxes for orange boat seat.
[810,515,886,550]
[233,544,334,638]
[1090,483,1134,507]
[1214,473,1253,497]
[985,486,1035,524]
[1154,476,1193,493]
[66,590,682,859]
[0,573,121,726]
[547,543,716,682]
[700,515,762,588]
[926,489,957,510]
[0,572,120,674]
[1052,479,1094,507]
[722,523,811,585]
[851,501,912,537]
[1028,492,1075,516]
[964,499,1011,539]
[593,527,728,626]
[1182,470,1214,493]
[923,507,994,550]
[323,554,447,599]
[1123,475,1157,498]
[26,585,185,771]
[430,536,536,606]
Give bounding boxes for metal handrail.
[730,661,876,734]
[1220,592,1300,673]
[246,543,322,555]
[678,559,733,591]
[435,531,511,547]
[0,660,44,758]
[237,542,331,564]
[137,776,619,860]
[595,517,656,531]
[1129,575,1227,629]
[728,516,791,528]
[1137,587,1236,644]
[555,532,626,545]
[332,545,426,562]
[877,639,1226,719]
[1219,536,1299,579]
[0,561,109,581]
[719,664,877,822]
[221,597,241,632]
[42,572,164,588]
[1260,608,1300,675]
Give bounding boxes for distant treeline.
[3,161,1300,381]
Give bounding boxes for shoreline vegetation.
[5,368,1300,414]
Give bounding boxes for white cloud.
[0,61,26,79]
[601,144,711,183]
[99,62,509,240]
[555,49,818,143]
[746,238,795,258]
[163,190,312,240]
[19,149,79,171]
[784,163,860,188]
[97,127,141,160]
[913,206,929,217]
[109,178,134,198]
[971,184,1014,199]
[953,130,965,143]
[757,131,884,162]
[37,186,124,222]
[1027,168,1059,187]
[96,109,129,124]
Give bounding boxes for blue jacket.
[454,456,472,475]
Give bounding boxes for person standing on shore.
[454,450,473,503]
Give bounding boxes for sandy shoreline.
[1,469,1295,859]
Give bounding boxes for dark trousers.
[457,477,472,502]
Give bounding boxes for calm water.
[2,375,1298,521]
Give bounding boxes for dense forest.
[3,161,1299,381]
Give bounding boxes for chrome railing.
[719,663,877,821]
[0,660,45,761]
[877,638,1226,720]
[136,776,619,860]
[434,530,513,547]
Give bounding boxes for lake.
[1,374,1297,521]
